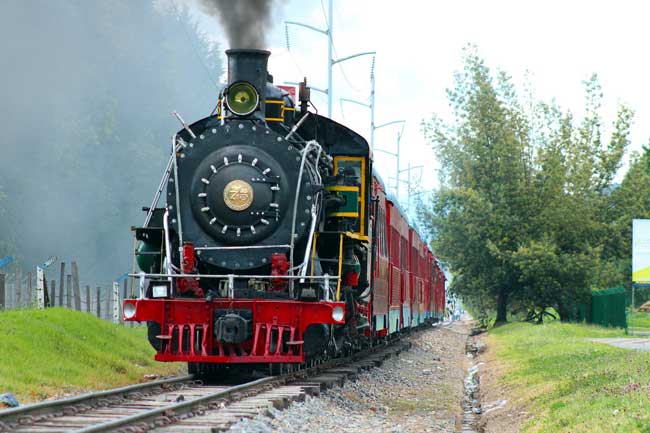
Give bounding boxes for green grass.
[0,308,180,403]
[490,321,650,433]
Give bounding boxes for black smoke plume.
[198,0,276,49]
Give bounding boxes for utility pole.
[327,0,333,117]
[370,56,375,147]
[391,163,423,214]
[339,56,377,148]
[403,163,424,213]
[373,120,405,196]
[285,0,375,118]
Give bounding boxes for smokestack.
[226,49,270,117]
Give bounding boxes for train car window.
[412,247,419,274]
[431,263,437,286]
[376,209,380,255]
[379,207,387,258]
[390,227,400,266]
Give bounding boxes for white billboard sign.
[633,219,650,283]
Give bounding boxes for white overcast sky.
[183,0,650,204]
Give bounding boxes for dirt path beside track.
[476,333,525,433]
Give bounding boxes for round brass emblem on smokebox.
[223,179,254,211]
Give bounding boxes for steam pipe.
[163,209,174,287]
[299,203,319,282]
[289,140,322,264]
[143,134,185,227]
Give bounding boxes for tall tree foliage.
[602,145,650,286]
[421,47,633,322]
[0,1,222,281]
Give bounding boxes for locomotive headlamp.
[332,305,345,322]
[123,302,137,320]
[226,81,259,116]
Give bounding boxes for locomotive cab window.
[336,160,362,181]
[330,156,367,235]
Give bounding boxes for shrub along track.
[0,341,411,433]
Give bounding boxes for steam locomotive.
[123,49,446,375]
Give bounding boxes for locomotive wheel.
[146,321,162,351]
[268,363,283,376]
[188,362,230,381]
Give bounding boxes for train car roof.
[370,159,411,225]
[371,167,435,257]
[372,167,440,266]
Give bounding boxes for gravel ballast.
[227,321,470,433]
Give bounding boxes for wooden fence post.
[0,274,5,309]
[105,287,110,321]
[86,285,91,313]
[44,279,50,308]
[122,280,128,324]
[36,267,44,309]
[27,272,32,306]
[15,267,22,307]
[66,275,72,308]
[96,287,101,318]
[58,262,65,307]
[112,282,120,324]
[50,280,56,307]
[71,262,81,311]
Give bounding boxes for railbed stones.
[226,323,469,433]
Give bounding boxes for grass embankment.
[0,308,179,403]
[490,322,650,433]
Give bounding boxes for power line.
[319,0,367,93]
[284,23,307,79]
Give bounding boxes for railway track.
[0,341,410,433]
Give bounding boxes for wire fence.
[628,284,650,336]
[0,261,136,325]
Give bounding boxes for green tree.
[602,145,650,286]
[421,47,633,323]
[422,48,533,323]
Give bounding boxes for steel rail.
[75,376,277,433]
[76,339,407,433]
[0,374,194,426]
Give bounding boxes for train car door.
[371,178,389,335]
[387,200,402,334]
